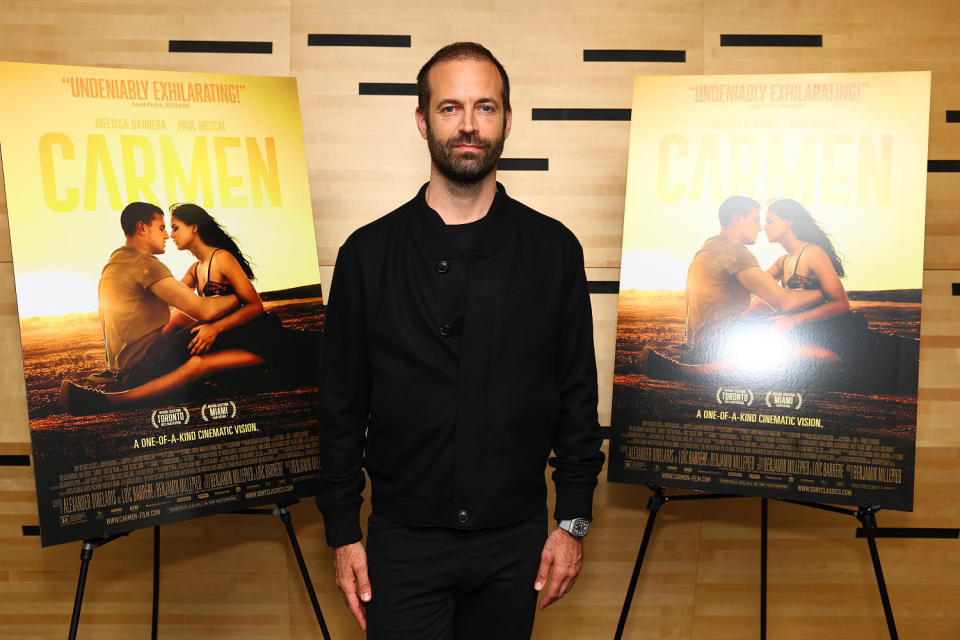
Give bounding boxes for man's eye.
[480,105,493,112]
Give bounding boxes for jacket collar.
[412,181,515,259]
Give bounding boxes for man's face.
[416,58,512,185]
[141,213,169,254]
[733,208,762,245]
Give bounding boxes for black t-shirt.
[446,216,487,252]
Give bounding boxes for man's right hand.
[149,277,240,322]
[333,541,371,630]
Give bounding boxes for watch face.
[572,519,590,537]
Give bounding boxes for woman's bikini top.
[779,245,821,290]
[193,249,236,297]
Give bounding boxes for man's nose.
[460,109,477,134]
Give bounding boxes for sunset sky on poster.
[0,61,319,318]
[620,72,930,292]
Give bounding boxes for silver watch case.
[558,517,590,539]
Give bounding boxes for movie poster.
[609,72,929,510]
[0,62,324,546]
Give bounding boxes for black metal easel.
[611,485,952,640]
[68,503,331,640]
[231,502,332,640]
[68,530,132,640]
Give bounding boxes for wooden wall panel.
[918,270,960,448]
[292,0,704,268]
[0,154,30,444]
[0,0,291,76]
[0,0,958,638]
[591,283,620,427]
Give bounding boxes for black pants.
[365,511,547,640]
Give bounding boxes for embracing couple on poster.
[646,195,919,394]
[61,201,297,415]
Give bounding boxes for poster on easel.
[609,72,929,510]
[0,61,324,546]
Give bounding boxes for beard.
[426,122,506,186]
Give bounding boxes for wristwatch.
[557,518,591,540]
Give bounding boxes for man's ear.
[503,108,512,141]
[415,107,428,140]
[136,220,148,236]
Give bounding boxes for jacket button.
[439,324,451,336]
[437,260,449,273]
[457,510,470,524]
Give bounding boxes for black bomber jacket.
[315,183,605,546]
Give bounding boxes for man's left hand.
[534,527,584,609]
[189,324,220,354]
[770,314,797,334]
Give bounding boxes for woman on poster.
[758,198,852,362]
[759,199,918,393]
[165,202,284,359]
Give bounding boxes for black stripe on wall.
[308,34,411,47]
[169,40,272,54]
[0,455,30,466]
[953,283,960,296]
[947,111,960,123]
[855,527,959,539]
[929,160,960,172]
[532,108,631,121]
[584,49,685,63]
[498,158,548,171]
[588,281,620,294]
[601,426,610,441]
[359,82,417,96]
[22,525,39,536]
[721,34,822,47]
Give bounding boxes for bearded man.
[315,42,604,639]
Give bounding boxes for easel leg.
[857,507,899,640]
[65,532,128,640]
[614,486,665,640]
[760,498,767,640]
[152,526,160,640]
[276,505,332,640]
[68,541,96,640]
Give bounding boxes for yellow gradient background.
[0,61,319,317]
[620,71,930,292]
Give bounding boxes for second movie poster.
[0,62,324,546]
[609,72,930,510]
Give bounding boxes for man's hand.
[333,542,372,630]
[770,314,798,334]
[534,527,584,609]
[188,323,220,354]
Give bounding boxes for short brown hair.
[718,196,761,228]
[416,42,511,113]
[120,202,163,237]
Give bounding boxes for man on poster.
[315,42,605,638]
[684,195,823,363]
[61,201,240,413]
